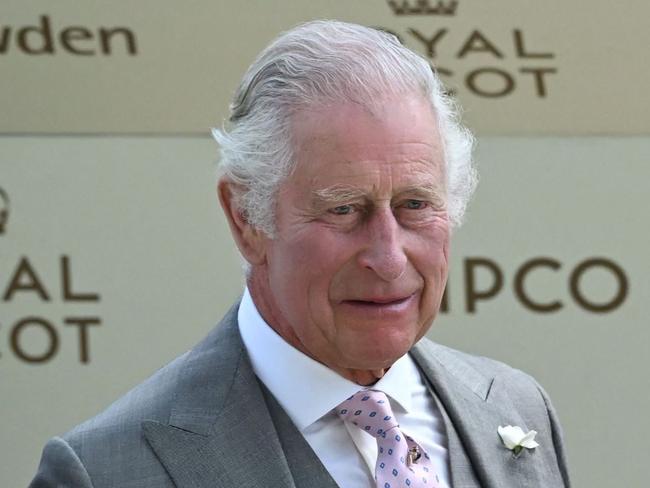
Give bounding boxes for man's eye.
[404,200,427,210]
[330,204,354,215]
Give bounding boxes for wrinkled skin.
[220,95,450,385]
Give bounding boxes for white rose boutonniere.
[498,425,539,455]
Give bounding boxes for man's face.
[252,95,450,377]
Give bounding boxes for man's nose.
[357,208,407,282]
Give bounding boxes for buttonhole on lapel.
[484,377,495,401]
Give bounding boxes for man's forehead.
[288,96,446,195]
[302,149,446,182]
[292,96,442,152]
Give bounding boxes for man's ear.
[218,179,268,265]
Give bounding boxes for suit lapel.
[142,305,295,488]
[411,340,538,488]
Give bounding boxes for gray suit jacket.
[30,304,570,487]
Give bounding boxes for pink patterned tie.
[337,390,441,488]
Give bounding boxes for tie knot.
[336,390,399,438]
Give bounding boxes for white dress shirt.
[238,288,452,488]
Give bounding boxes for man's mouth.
[340,294,416,313]
[346,296,411,305]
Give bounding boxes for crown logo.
[0,187,9,235]
[387,0,458,16]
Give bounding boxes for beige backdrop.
[1,1,649,487]
[1,0,649,134]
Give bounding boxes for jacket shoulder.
[29,350,190,488]
[68,350,189,439]
[412,337,558,419]
[32,304,243,487]
[65,303,241,444]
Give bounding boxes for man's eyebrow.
[396,184,446,202]
[311,185,369,206]
[310,183,446,208]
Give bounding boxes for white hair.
[212,20,476,236]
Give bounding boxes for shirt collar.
[238,288,417,431]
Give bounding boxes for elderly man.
[31,21,570,488]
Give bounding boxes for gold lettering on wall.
[0,15,137,56]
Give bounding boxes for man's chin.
[337,341,414,374]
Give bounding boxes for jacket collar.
[411,339,537,488]
[142,304,297,487]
